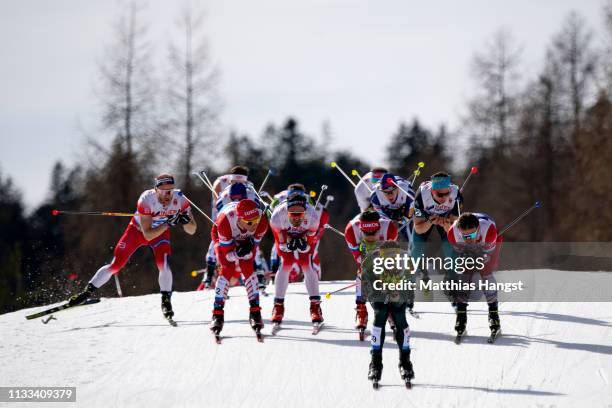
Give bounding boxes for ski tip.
[372,382,380,390]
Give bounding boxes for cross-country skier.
[447,212,503,343]
[269,192,325,333]
[366,241,415,389]
[354,167,388,211]
[202,169,257,289]
[268,183,311,282]
[209,199,269,338]
[411,172,462,288]
[67,174,197,323]
[370,173,414,243]
[344,210,398,340]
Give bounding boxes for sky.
[0,0,607,210]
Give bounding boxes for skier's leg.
[300,250,323,323]
[371,302,389,352]
[390,302,414,380]
[390,303,410,352]
[204,241,217,287]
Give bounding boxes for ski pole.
[459,166,479,193]
[314,185,328,208]
[258,168,275,194]
[114,275,123,297]
[324,224,345,237]
[325,283,357,299]
[330,161,357,188]
[51,209,138,217]
[498,201,542,236]
[351,169,373,193]
[177,191,215,225]
[410,162,425,186]
[390,180,412,197]
[192,169,218,199]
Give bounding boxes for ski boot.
[399,350,414,388]
[310,299,324,324]
[68,283,97,306]
[160,291,174,319]
[355,301,368,329]
[210,311,224,334]
[368,351,383,388]
[487,302,501,343]
[488,303,500,331]
[271,300,285,324]
[249,302,264,330]
[454,303,467,343]
[356,301,368,340]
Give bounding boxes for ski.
[271,322,282,336]
[487,328,501,344]
[25,298,101,320]
[372,380,380,390]
[409,309,421,319]
[454,330,467,344]
[312,322,324,335]
[165,317,177,327]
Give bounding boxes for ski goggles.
[156,188,173,196]
[242,217,261,226]
[288,210,305,219]
[433,189,450,198]
[461,231,478,240]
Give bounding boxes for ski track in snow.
[1,279,612,408]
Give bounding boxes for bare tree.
[466,28,523,151]
[165,4,221,190]
[97,1,156,157]
[549,11,597,139]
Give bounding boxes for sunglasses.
[434,190,450,198]
[461,231,478,240]
[157,188,173,196]
[288,211,305,218]
[242,217,260,226]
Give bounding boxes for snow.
[1,279,611,408]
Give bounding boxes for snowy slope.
[1,278,611,408]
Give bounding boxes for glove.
[177,212,191,225]
[166,213,181,226]
[236,238,254,257]
[279,243,291,253]
[287,238,299,252]
[238,251,253,261]
[225,251,238,263]
[296,237,310,253]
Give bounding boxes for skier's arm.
[140,215,169,241]
[413,191,433,234]
[344,223,362,264]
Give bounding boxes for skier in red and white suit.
[270,193,324,325]
[447,212,503,334]
[68,174,197,320]
[210,199,269,334]
[344,210,398,330]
